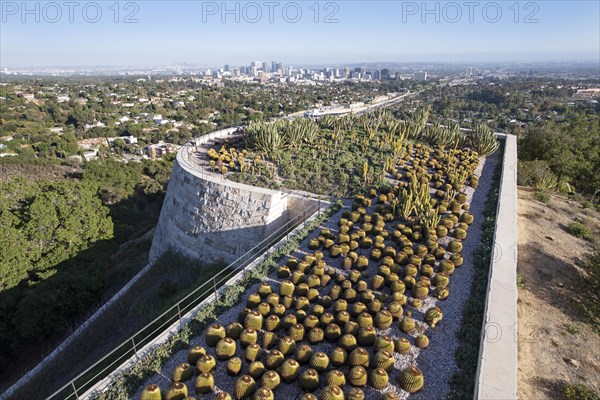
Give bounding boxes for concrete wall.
[149,129,318,265]
[475,134,518,399]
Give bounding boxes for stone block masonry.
[150,128,319,265]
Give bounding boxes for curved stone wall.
[149,129,315,265]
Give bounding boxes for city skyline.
[1,1,599,68]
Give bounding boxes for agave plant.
[467,123,499,156]
[245,121,286,156]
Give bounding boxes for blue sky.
[1,1,599,67]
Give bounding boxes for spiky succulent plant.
[349,347,370,367]
[225,322,244,340]
[289,323,305,341]
[347,388,365,400]
[374,335,394,353]
[247,361,266,380]
[373,350,394,372]
[265,350,285,370]
[320,385,345,400]
[394,337,411,355]
[425,306,443,328]
[330,347,348,367]
[369,368,390,390]
[206,323,226,347]
[187,346,206,365]
[165,382,188,400]
[309,352,330,372]
[339,333,358,352]
[196,355,216,374]
[260,370,281,390]
[234,375,257,400]
[193,372,214,394]
[326,370,346,387]
[140,384,162,400]
[240,328,258,348]
[299,369,320,392]
[399,366,425,393]
[357,326,376,347]
[227,357,243,376]
[375,310,394,329]
[215,338,236,360]
[348,366,368,387]
[415,334,429,349]
[172,362,194,382]
[278,358,300,382]
[244,343,262,362]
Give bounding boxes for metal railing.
[44,199,328,400]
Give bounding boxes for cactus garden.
[200,109,498,197]
[133,110,501,399]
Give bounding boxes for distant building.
[381,69,390,80]
[146,142,178,159]
[413,72,428,81]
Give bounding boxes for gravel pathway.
[132,148,502,400]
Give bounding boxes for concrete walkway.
[475,134,519,399]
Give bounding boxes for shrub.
[562,382,600,400]
[568,222,592,241]
[533,190,550,204]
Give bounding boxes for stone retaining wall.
[149,128,319,265]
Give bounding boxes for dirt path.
[517,187,600,399]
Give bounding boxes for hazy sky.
[1,0,599,67]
